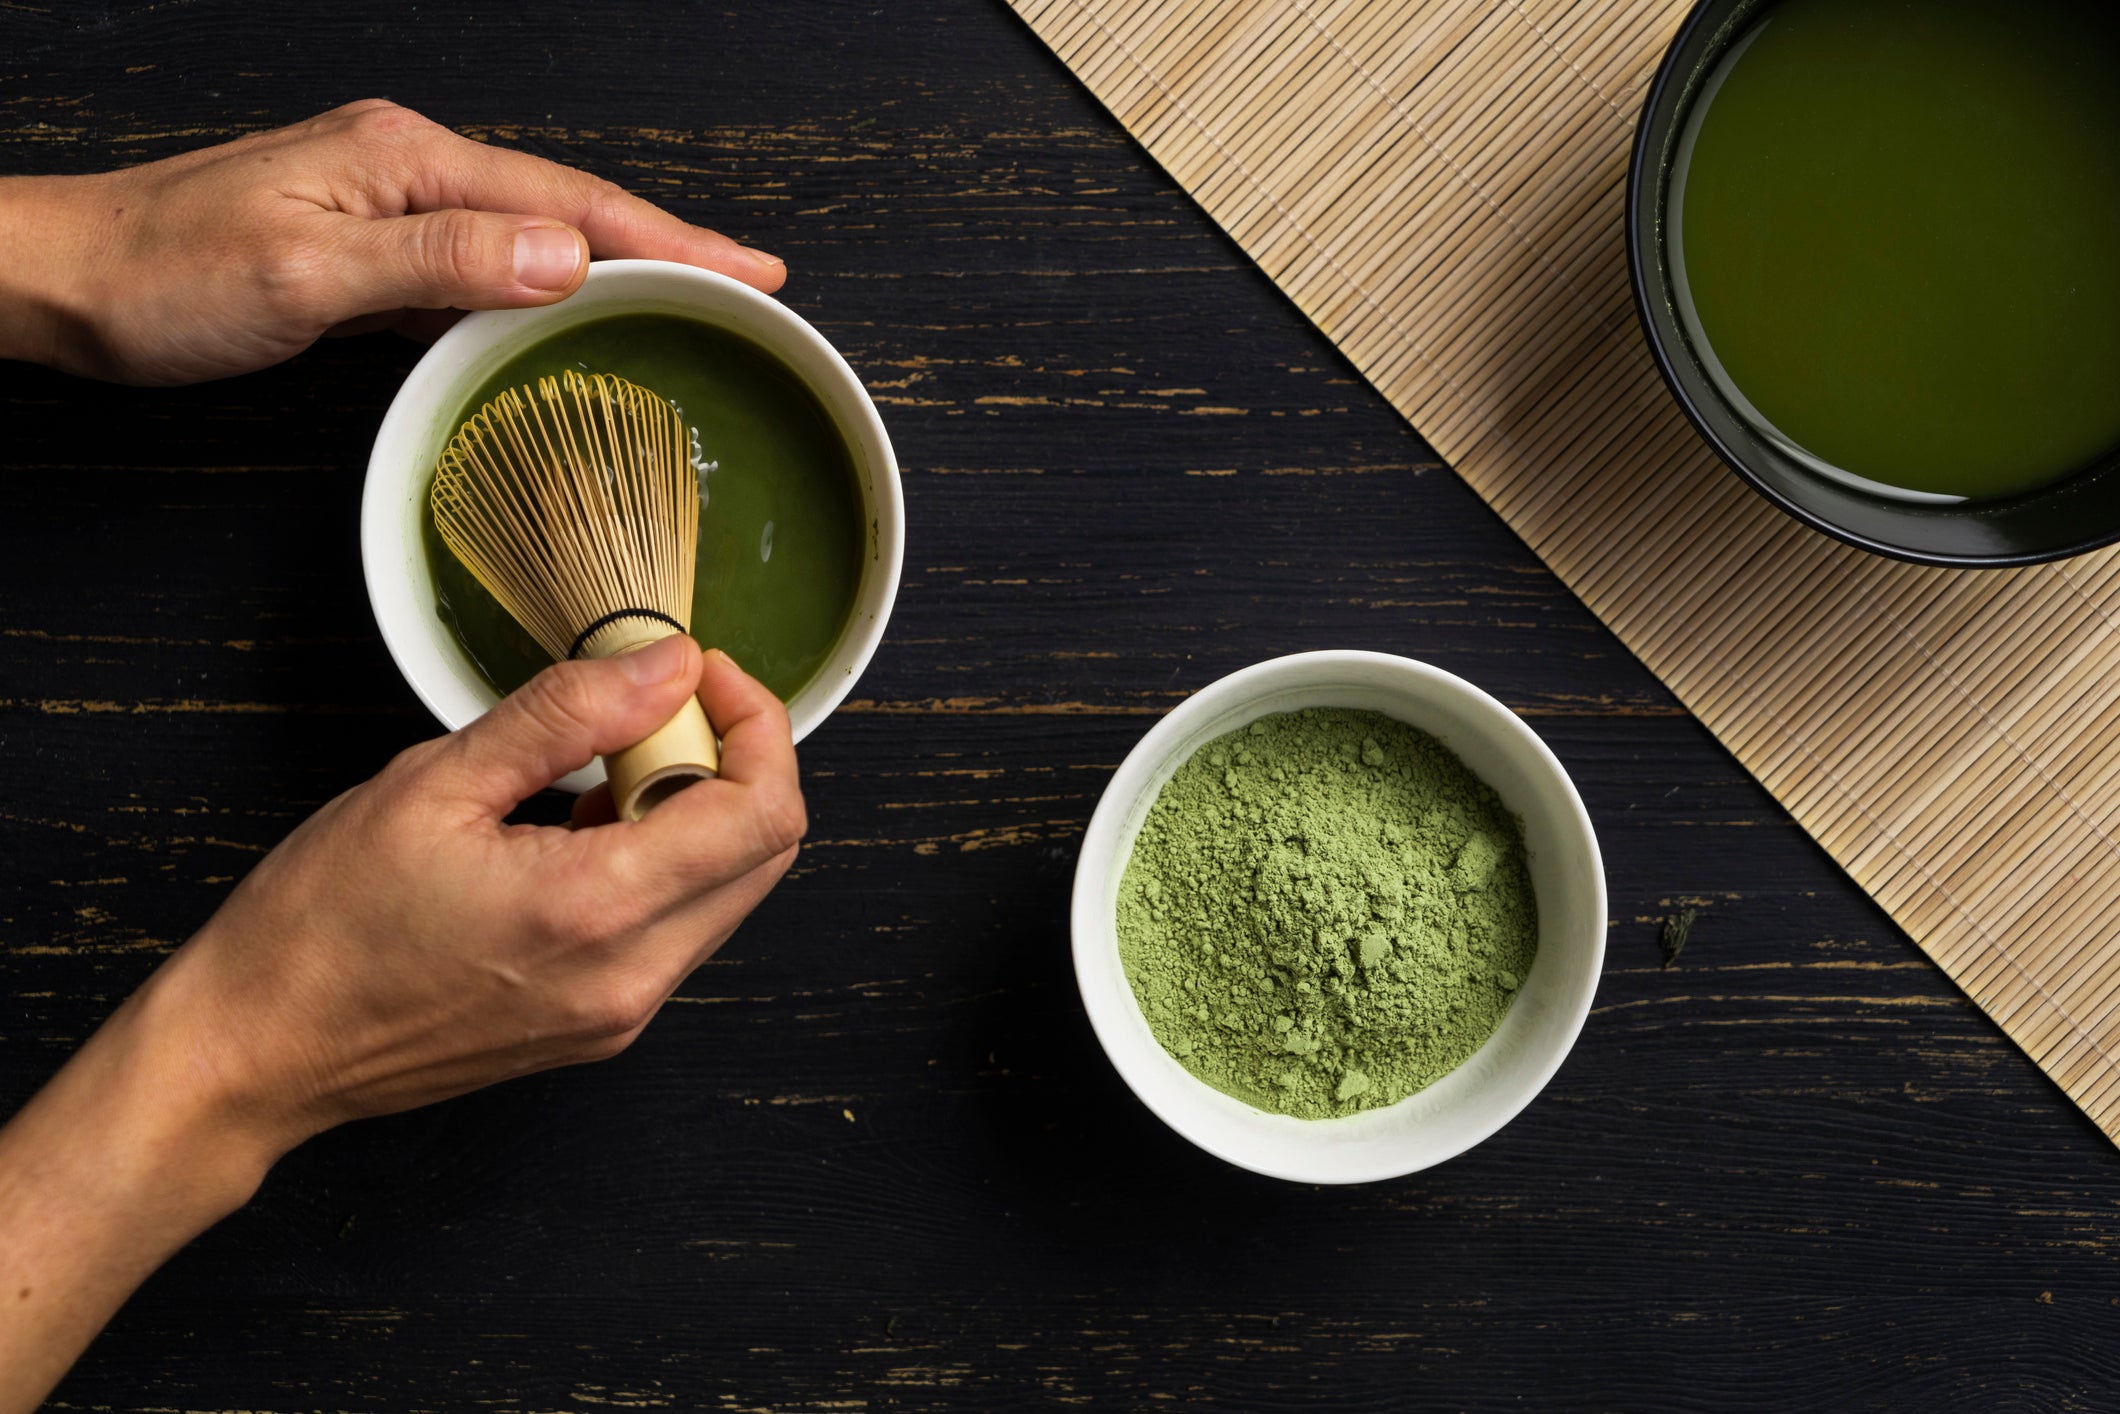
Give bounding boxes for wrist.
[102,950,301,1212]
[0,174,106,372]
[0,949,281,1408]
[32,967,283,1234]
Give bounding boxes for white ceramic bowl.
[362,259,904,792]
[1072,650,1606,1184]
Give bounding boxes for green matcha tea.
[1672,0,2120,501]
[428,313,866,702]
[1116,709,1537,1120]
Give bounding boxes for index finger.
[579,649,808,893]
[381,116,787,293]
[692,647,801,793]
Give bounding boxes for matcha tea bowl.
[1630,0,2120,566]
[363,259,903,792]
[1072,651,1606,1185]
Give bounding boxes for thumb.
[432,634,704,814]
[326,209,588,317]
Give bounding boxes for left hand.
[0,98,786,385]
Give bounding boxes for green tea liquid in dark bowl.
[426,313,866,702]
[1670,0,2120,502]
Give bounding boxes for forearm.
[0,959,279,1413]
[0,173,101,371]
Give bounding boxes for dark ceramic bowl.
[1626,0,2120,567]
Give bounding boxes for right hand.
[0,637,803,1411]
[149,634,806,1157]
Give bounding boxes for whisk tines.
[432,369,698,663]
[430,368,718,819]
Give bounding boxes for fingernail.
[514,226,583,291]
[706,646,741,672]
[620,634,693,685]
[739,244,783,271]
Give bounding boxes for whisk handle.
[607,693,720,821]
[584,624,720,819]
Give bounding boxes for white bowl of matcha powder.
[1072,650,1606,1183]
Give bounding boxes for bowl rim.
[1623,0,2120,570]
[1069,649,1607,1184]
[360,258,904,782]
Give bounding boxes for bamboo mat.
[1011,0,2120,1142]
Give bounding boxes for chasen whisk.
[432,369,718,819]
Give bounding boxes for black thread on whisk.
[568,608,688,661]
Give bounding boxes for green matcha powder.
[1116,708,1537,1119]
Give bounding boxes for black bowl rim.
[1622,0,2120,570]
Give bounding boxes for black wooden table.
[4,3,2116,1409]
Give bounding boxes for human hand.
[0,638,803,1410]
[0,99,786,385]
[167,635,805,1145]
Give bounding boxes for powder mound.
[1115,707,1537,1119]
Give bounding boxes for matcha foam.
[1115,707,1537,1119]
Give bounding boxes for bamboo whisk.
[432,369,718,820]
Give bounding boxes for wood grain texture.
[1003,0,2120,1147]
[0,1,2116,1410]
